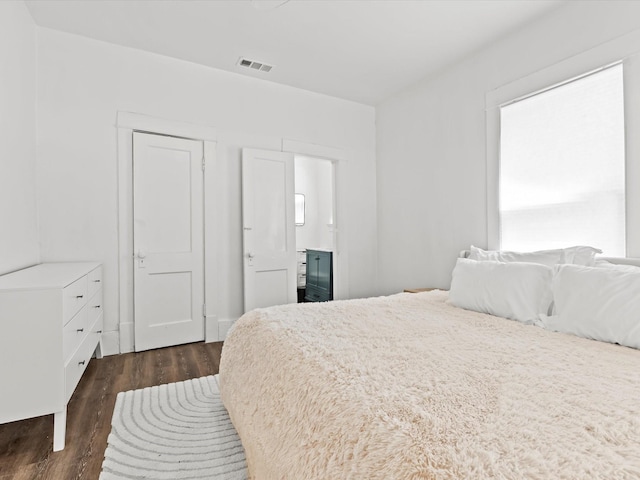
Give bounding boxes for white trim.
[330,159,348,300]
[116,112,218,353]
[486,29,640,109]
[101,330,121,357]
[117,322,134,354]
[282,138,348,161]
[116,127,134,353]
[282,139,350,301]
[203,141,219,342]
[622,55,640,258]
[485,106,500,250]
[485,28,640,255]
[217,319,235,341]
[205,314,219,343]
[116,112,218,142]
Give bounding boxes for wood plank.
[0,341,223,480]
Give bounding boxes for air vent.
[237,57,274,73]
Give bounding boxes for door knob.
[136,250,147,268]
[247,252,255,259]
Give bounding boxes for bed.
[219,251,640,479]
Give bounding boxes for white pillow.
[594,259,640,271]
[543,264,640,349]
[449,258,553,324]
[469,245,562,266]
[469,245,601,266]
[562,246,602,266]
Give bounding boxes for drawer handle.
[94,305,101,308]
[97,330,102,334]
[76,295,84,299]
[93,280,101,283]
[77,328,84,333]
[78,360,86,366]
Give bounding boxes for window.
[499,64,625,256]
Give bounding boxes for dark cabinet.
[304,249,333,302]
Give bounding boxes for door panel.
[141,271,192,327]
[253,159,288,253]
[140,147,193,253]
[254,270,290,309]
[242,148,296,312]
[133,132,204,352]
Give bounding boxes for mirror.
[295,194,305,225]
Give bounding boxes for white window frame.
[485,29,640,258]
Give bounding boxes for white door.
[242,148,297,312]
[133,132,204,352]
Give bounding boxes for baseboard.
[101,331,121,356]
[205,314,219,343]
[115,317,233,353]
[218,319,235,341]
[119,322,135,353]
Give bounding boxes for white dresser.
[0,262,103,451]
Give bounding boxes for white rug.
[100,375,247,480]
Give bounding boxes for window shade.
[499,64,625,256]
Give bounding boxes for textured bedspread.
[219,291,640,479]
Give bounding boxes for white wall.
[0,1,38,275]
[295,156,334,251]
[36,28,377,353]
[376,1,640,295]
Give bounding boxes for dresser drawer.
[64,328,99,402]
[87,266,102,298]
[63,307,89,361]
[87,289,103,327]
[91,312,104,336]
[63,276,88,324]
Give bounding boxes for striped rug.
[100,375,247,479]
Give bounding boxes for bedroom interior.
[2,0,640,478]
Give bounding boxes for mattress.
[219,291,640,479]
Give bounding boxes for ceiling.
[24,0,566,105]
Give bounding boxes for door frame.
[116,112,218,353]
[282,139,349,301]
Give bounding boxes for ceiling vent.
[237,57,273,73]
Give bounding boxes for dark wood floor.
[0,342,224,480]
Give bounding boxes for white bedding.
[219,291,640,479]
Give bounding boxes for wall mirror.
[295,193,305,225]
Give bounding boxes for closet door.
[133,132,204,352]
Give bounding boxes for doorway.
[241,149,338,312]
[294,155,335,303]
